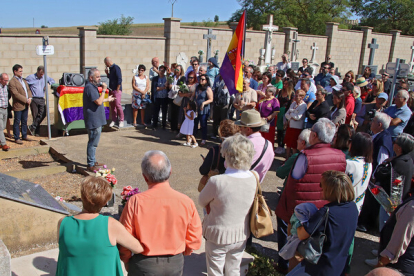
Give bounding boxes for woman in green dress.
[56,176,143,276]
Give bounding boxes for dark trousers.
[13,105,28,141]
[212,105,229,136]
[30,97,46,133]
[128,253,184,276]
[169,99,180,131]
[276,129,285,148]
[152,98,168,128]
[194,113,209,140]
[277,216,289,270]
[358,189,380,230]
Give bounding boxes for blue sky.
[1,0,241,28]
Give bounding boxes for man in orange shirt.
[119,150,202,275]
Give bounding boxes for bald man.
[104,57,124,127]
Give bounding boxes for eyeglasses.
[200,78,207,81]
[303,74,310,77]
[188,77,194,79]
[193,63,198,66]
[372,83,377,86]
[139,69,145,72]
[302,60,308,63]
[276,74,282,77]
[175,69,180,71]
[324,67,330,69]
[285,78,290,81]
[345,75,351,78]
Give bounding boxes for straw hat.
[356,77,369,87]
[235,109,266,127]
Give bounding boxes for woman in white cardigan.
[283,89,307,158]
[199,133,257,276]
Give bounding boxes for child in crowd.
[180,101,198,148]
[279,202,318,261]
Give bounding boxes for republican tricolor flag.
[219,11,246,95]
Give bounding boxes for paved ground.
[41,126,379,275]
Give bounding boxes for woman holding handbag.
[168,65,186,133]
[199,133,257,276]
[288,170,358,276]
[257,86,280,149]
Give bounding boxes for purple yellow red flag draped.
[219,10,246,95]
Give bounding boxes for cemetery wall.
[371,33,393,72]
[94,35,166,94]
[394,35,414,63]
[331,29,364,75]
[296,34,328,65]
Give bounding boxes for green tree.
[97,15,134,35]
[214,15,219,22]
[228,0,352,35]
[351,0,414,35]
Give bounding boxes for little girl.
[180,101,198,148]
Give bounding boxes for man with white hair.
[119,150,202,275]
[83,68,114,172]
[358,112,393,232]
[275,118,346,273]
[244,66,258,90]
[384,90,412,139]
[233,78,257,119]
[0,73,10,151]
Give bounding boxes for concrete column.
[163,18,182,65]
[229,22,239,34]
[0,240,10,276]
[325,22,339,59]
[359,26,374,74]
[389,30,402,62]
[283,27,298,57]
[78,26,98,75]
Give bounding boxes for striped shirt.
[0,84,8,108]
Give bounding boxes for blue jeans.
[193,113,209,140]
[277,216,289,270]
[13,106,28,140]
[87,127,102,167]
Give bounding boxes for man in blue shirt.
[244,66,258,90]
[300,78,316,108]
[314,64,332,88]
[384,90,412,139]
[83,68,114,172]
[104,57,124,128]
[26,66,55,136]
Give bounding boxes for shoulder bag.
[250,171,274,238]
[198,147,221,192]
[297,207,330,265]
[250,139,268,170]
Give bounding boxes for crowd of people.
[3,53,414,275]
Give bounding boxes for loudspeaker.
[59,73,85,87]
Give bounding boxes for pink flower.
[103,165,107,169]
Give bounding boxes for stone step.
[10,239,254,276]
[3,163,71,180]
[0,146,50,160]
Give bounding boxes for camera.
[367,109,376,121]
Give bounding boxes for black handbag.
[297,207,329,265]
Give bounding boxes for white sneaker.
[183,142,190,146]
[119,121,124,128]
[192,143,198,148]
[364,258,378,267]
[371,249,378,256]
[109,121,115,127]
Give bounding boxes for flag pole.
[242,10,246,60]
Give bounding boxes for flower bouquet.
[167,75,175,85]
[95,166,117,188]
[368,175,405,214]
[120,186,141,206]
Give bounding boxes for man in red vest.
[274,118,346,273]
